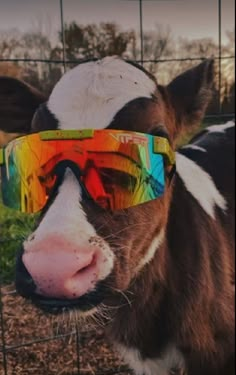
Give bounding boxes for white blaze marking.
[176,153,227,219]
[135,229,165,273]
[206,120,235,134]
[116,343,186,375]
[47,56,156,130]
[24,169,114,281]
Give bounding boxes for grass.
[0,117,230,284]
[0,200,37,284]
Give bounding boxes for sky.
[0,0,235,45]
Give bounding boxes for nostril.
[64,252,99,299]
[74,253,97,276]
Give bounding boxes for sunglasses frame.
[0,129,175,167]
[0,129,176,213]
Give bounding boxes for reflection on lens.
[0,130,168,213]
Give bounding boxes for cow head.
[10,57,214,314]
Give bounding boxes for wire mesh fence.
[0,239,133,375]
[0,0,235,374]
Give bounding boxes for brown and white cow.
[7,56,235,375]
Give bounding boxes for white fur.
[135,228,165,273]
[24,169,114,281]
[182,144,206,152]
[47,56,156,130]
[116,343,186,375]
[176,153,227,219]
[206,120,235,134]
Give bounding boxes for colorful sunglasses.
[0,129,175,213]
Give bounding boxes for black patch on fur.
[31,103,59,132]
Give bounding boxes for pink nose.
[23,235,103,299]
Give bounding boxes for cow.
[1,56,234,375]
[0,76,46,146]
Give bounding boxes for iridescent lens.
[0,130,166,213]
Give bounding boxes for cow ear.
[167,59,214,139]
[0,76,47,145]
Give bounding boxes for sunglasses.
[0,129,175,213]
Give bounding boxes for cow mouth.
[21,281,111,315]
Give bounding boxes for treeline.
[0,22,234,113]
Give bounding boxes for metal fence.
[0,0,235,374]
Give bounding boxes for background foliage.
[0,21,235,110]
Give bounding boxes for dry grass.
[0,287,133,375]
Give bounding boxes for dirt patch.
[0,286,133,375]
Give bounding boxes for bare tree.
[142,24,174,75]
[0,28,23,59]
[56,21,135,61]
[221,30,235,111]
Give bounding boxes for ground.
[0,286,133,375]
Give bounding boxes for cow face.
[13,56,214,314]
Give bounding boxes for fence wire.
[0,0,235,374]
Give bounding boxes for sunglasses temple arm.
[0,149,4,165]
[167,164,176,186]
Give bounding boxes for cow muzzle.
[15,234,114,313]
